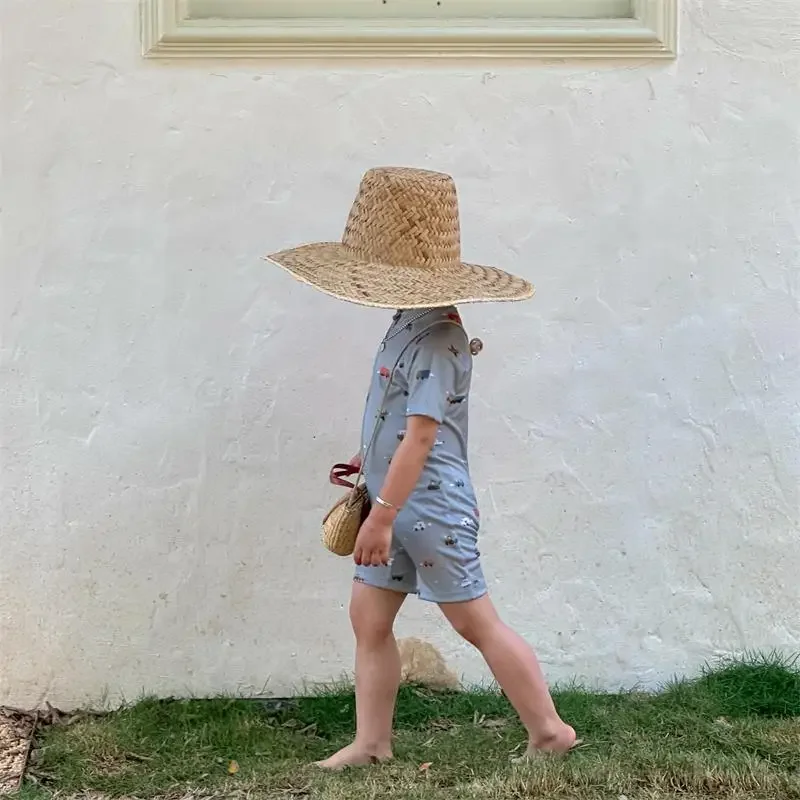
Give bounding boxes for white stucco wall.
[1,0,799,710]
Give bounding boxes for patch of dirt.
[0,708,36,794]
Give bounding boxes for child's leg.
[439,594,576,755]
[316,582,407,769]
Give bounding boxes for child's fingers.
[354,527,391,567]
[365,545,384,568]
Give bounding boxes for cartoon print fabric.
[354,307,485,604]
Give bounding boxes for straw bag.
[321,318,463,557]
[321,387,392,557]
[322,474,371,557]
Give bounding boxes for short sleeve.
[405,327,468,424]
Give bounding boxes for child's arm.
[353,414,437,567]
[376,414,438,508]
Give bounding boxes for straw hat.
[266,167,534,309]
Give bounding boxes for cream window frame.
[141,0,677,59]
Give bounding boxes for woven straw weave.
[322,484,369,557]
[267,167,534,309]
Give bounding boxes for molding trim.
[141,0,677,60]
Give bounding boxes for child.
[268,167,578,768]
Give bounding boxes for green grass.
[18,653,800,800]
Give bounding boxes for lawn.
[15,653,800,800]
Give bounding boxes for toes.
[312,749,391,771]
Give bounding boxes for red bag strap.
[329,463,359,489]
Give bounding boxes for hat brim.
[265,243,534,309]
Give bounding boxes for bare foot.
[516,724,581,761]
[314,742,393,771]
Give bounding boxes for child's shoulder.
[417,317,468,349]
[410,318,471,377]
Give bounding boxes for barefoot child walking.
[268,167,578,768]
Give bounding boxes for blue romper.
[354,306,487,604]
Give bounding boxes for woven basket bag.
[322,483,371,557]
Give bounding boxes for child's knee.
[350,608,394,644]
[349,592,396,644]
[450,615,483,647]
[442,597,499,648]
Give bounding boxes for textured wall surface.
[1,0,799,709]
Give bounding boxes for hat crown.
[342,167,462,270]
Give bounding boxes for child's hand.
[353,509,393,567]
[349,452,362,471]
